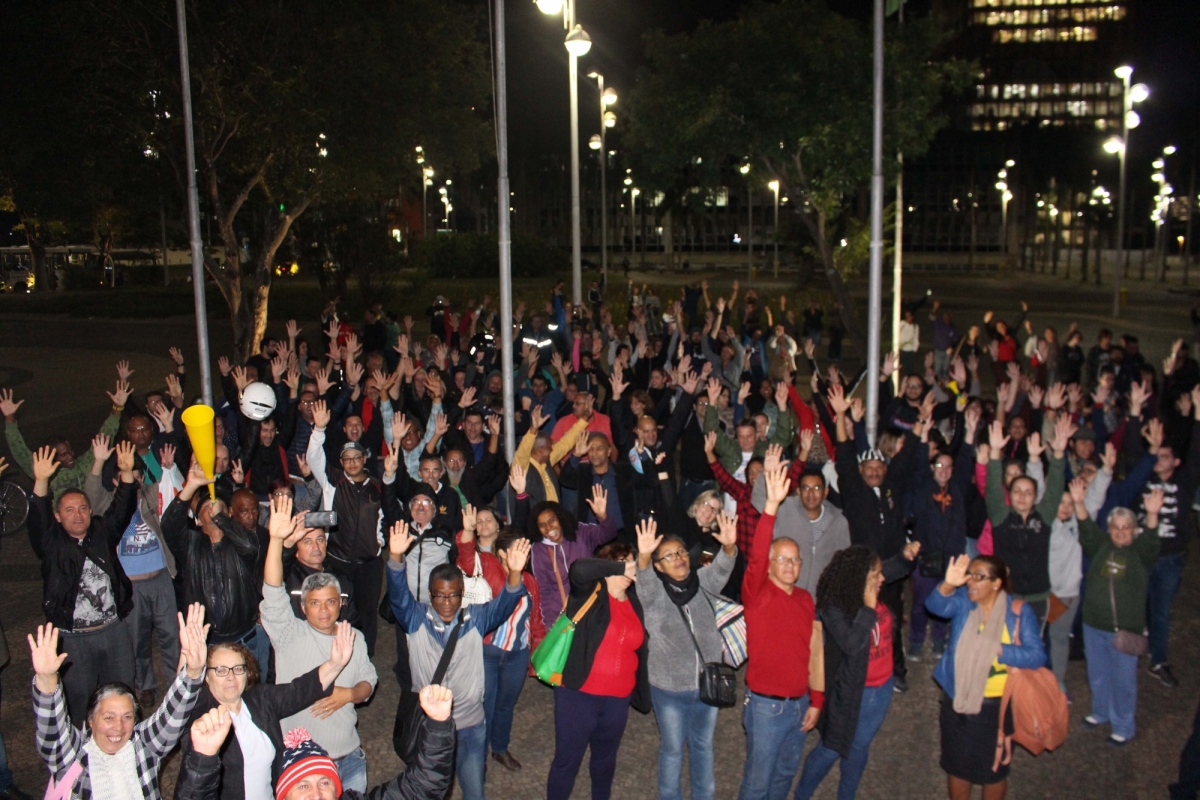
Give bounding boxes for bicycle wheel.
[0,480,29,536]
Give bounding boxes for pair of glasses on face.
[966,572,996,583]
[431,592,463,601]
[771,556,802,566]
[208,664,248,677]
[655,550,689,565]
[341,455,365,464]
[411,498,434,508]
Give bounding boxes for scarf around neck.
[84,737,140,800]
[953,589,1008,715]
[655,565,700,607]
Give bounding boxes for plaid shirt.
[34,667,203,800]
[709,460,762,556]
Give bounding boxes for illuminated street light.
[1108,66,1149,316]
[601,87,617,106]
[768,180,780,278]
[588,133,601,151]
[603,110,616,128]
[564,24,591,56]
[1103,137,1124,154]
[535,0,564,14]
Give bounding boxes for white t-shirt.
[230,703,276,800]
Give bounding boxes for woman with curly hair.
[793,542,919,800]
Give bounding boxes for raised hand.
[231,366,250,393]
[530,405,548,431]
[827,382,850,415]
[217,356,232,377]
[165,374,184,405]
[312,399,331,430]
[419,684,454,723]
[798,428,815,460]
[944,554,971,587]
[1025,431,1044,460]
[585,484,609,521]
[177,602,210,679]
[345,360,364,388]
[504,537,531,574]
[230,459,244,484]
[92,433,114,464]
[1046,382,1067,411]
[268,495,296,540]
[763,464,791,512]
[0,388,23,420]
[32,446,60,482]
[775,381,790,409]
[703,431,718,461]
[462,504,478,535]
[737,381,752,405]
[1051,414,1077,457]
[610,369,628,401]
[706,377,722,405]
[150,401,174,433]
[28,623,68,691]
[635,517,662,557]
[389,520,414,561]
[762,443,785,474]
[987,420,1009,453]
[315,367,334,396]
[1143,487,1166,518]
[1068,476,1087,506]
[714,511,738,551]
[329,621,356,670]
[509,460,527,494]
[271,354,288,383]
[573,432,590,459]
[108,379,133,408]
[190,707,233,757]
[115,440,136,474]
[849,397,865,423]
[902,540,921,561]
[1091,383,1110,407]
[116,359,135,381]
[1028,384,1044,409]
[1100,442,1117,472]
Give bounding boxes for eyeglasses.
[966,572,997,583]
[431,592,463,601]
[798,484,825,493]
[208,664,248,677]
[655,550,689,564]
[771,556,802,566]
[341,455,365,464]
[699,502,722,514]
[411,498,434,508]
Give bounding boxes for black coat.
[562,559,652,714]
[816,555,914,758]
[176,667,331,800]
[558,458,641,543]
[175,715,456,800]
[834,436,920,560]
[29,481,138,630]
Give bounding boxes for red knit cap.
[275,728,342,800]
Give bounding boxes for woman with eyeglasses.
[175,623,358,800]
[635,515,737,800]
[926,554,1046,800]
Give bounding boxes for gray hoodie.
[752,475,851,596]
[1049,516,1083,599]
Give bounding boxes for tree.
[623,0,971,351]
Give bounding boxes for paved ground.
[0,270,1197,799]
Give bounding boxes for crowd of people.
[5,278,1200,800]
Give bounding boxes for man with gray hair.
[260,497,378,792]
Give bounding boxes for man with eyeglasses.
[261,497,378,793]
[306,400,402,657]
[739,464,823,800]
[386,520,531,800]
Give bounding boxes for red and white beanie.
[275,728,342,800]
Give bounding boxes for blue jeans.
[1147,552,1185,666]
[1083,624,1139,740]
[483,645,529,754]
[456,721,487,800]
[793,679,894,800]
[334,747,367,793]
[739,690,811,800]
[651,686,718,800]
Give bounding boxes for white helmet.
[240,382,277,421]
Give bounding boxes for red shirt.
[579,595,644,698]
[742,514,820,705]
[865,604,894,688]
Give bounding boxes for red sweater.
[742,513,821,706]
[456,531,547,651]
[579,596,644,698]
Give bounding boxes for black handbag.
[392,614,462,762]
[677,604,737,708]
[918,551,944,579]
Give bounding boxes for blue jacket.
[926,586,1046,699]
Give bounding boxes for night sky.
[503,0,1200,162]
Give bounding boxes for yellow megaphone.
[181,404,217,501]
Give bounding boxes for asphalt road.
[0,269,1197,799]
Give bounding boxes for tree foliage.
[623,0,972,349]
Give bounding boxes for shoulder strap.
[1010,597,1023,646]
[1108,573,1121,632]
[431,614,463,685]
[46,759,84,800]
[675,602,705,659]
[571,583,603,625]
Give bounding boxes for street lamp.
[768,179,780,278]
[1107,65,1149,316]
[587,71,616,284]
[740,163,753,278]
[996,163,1014,259]
[1151,146,1176,281]
[630,186,641,264]
[539,1,593,305]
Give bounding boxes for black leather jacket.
[29,480,138,630]
[161,496,266,643]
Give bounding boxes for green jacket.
[703,402,794,476]
[5,413,122,501]
[1079,516,1159,634]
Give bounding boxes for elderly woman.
[926,555,1046,800]
[635,514,737,800]
[175,624,357,800]
[31,603,209,800]
[1079,492,1162,746]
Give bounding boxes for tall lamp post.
[587,72,617,286]
[740,163,752,279]
[996,159,1014,261]
[1106,66,1149,317]
[768,180,780,278]
[536,0,591,306]
[1151,146,1177,282]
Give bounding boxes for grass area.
[0,267,835,330]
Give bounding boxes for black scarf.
[655,566,700,607]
